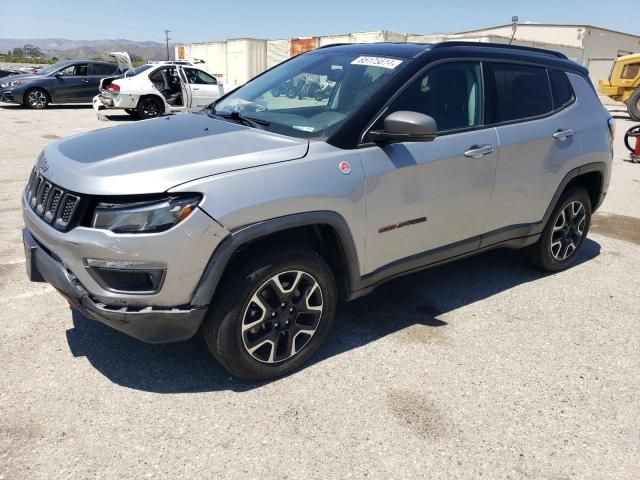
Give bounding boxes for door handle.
[81,79,90,83]
[464,145,494,158]
[192,88,200,91]
[552,129,574,140]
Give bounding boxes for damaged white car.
[93,53,227,120]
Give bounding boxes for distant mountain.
[0,38,174,61]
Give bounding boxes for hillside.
[0,38,174,61]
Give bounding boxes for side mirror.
[369,111,437,144]
[53,72,62,78]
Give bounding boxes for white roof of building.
[456,23,640,39]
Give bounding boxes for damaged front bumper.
[23,229,206,343]
[92,93,114,120]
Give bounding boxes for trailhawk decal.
[351,56,403,70]
[378,217,427,234]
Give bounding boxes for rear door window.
[90,63,118,76]
[548,69,574,109]
[487,63,552,123]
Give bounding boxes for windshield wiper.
[219,110,270,128]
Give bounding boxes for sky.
[0,0,638,43]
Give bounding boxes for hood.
[38,113,309,195]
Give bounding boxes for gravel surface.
[1,103,639,479]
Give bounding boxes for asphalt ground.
[1,103,639,479]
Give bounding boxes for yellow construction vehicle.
[599,53,640,121]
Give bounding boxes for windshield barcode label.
[350,56,403,69]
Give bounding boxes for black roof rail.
[431,41,568,59]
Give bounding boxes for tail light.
[107,83,120,93]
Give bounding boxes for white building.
[455,23,640,88]
[176,23,640,92]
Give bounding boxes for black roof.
[314,41,587,74]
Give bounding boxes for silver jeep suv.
[22,42,614,380]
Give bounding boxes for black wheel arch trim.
[541,161,607,227]
[190,211,362,307]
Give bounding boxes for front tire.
[136,96,163,119]
[628,88,640,122]
[203,248,337,381]
[24,88,49,109]
[525,188,592,272]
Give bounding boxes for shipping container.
[267,39,290,68]
[406,34,448,43]
[384,31,408,43]
[205,41,228,81]
[187,42,209,64]
[226,38,267,87]
[351,31,407,43]
[290,37,319,57]
[318,34,353,47]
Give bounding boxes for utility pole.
[164,29,171,60]
[509,16,518,45]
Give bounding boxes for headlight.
[91,194,202,233]
[2,80,25,88]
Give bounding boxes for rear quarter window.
[487,62,553,123]
[548,69,574,109]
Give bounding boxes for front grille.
[24,168,87,231]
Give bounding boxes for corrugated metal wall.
[267,39,290,68]
[290,37,319,56]
[226,39,267,87]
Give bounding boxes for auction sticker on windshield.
[351,56,403,69]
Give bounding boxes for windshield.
[210,52,405,138]
[126,64,153,77]
[38,62,72,75]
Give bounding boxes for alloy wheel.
[241,270,323,364]
[142,100,159,117]
[28,90,47,108]
[550,200,586,261]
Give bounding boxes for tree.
[51,57,59,62]
[23,44,44,57]
[12,47,24,57]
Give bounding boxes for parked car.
[0,59,125,108]
[22,42,613,381]
[93,53,226,119]
[0,67,21,78]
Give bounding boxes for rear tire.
[202,248,337,381]
[525,188,592,272]
[24,88,49,109]
[628,88,640,122]
[136,96,163,119]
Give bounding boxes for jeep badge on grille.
[38,156,49,174]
